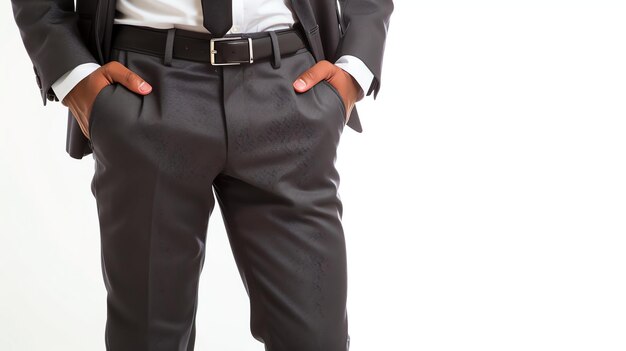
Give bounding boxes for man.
[11,0,393,349]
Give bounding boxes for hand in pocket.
[292,59,364,123]
[62,61,153,140]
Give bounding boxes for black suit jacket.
[11,0,394,159]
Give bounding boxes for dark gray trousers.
[88,28,349,351]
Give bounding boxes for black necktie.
[201,0,233,37]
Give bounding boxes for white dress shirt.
[52,0,374,103]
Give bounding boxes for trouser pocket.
[302,50,347,128]
[88,83,115,145]
[88,48,132,155]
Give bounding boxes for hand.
[62,61,153,140]
[292,60,364,123]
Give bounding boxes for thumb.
[293,60,333,93]
[104,61,152,95]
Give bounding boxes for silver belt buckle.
[210,37,254,65]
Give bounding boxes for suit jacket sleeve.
[11,0,98,106]
[336,0,394,100]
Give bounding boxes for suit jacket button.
[47,91,57,101]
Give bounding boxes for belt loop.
[268,30,281,69]
[164,28,176,66]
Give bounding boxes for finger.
[292,60,336,93]
[103,61,152,95]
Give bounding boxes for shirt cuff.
[333,55,375,100]
[51,63,102,103]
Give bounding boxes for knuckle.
[124,70,134,83]
[101,61,120,79]
[105,60,120,70]
[304,70,316,81]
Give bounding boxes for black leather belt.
[111,23,310,65]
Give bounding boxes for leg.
[214,47,349,351]
[90,48,226,351]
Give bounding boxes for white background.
[2,1,626,350]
